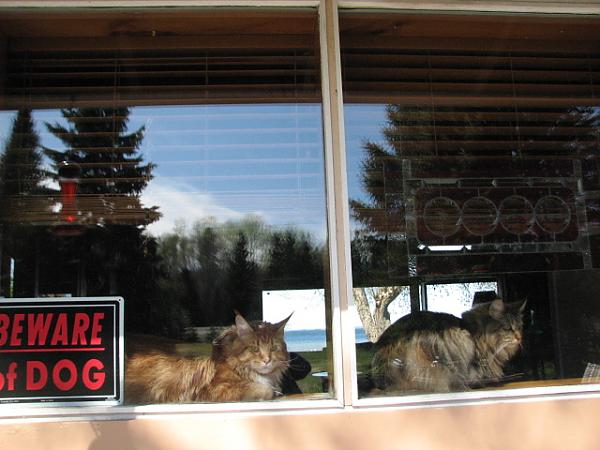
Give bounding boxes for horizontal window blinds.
[0,10,324,234]
[343,49,599,107]
[341,15,600,164]
[1,11,321,109]
[4,44,320,109]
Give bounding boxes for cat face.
[230,314,291,376]
[465,298,526,356]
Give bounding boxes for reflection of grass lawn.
[356,345,374,374]
[296,345,375,394]
[297,350,329,393]
[175,342,212,357]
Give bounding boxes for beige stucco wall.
[1,396,600,450]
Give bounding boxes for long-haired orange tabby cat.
[125,313,291,403]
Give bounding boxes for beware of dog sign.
[0,297,123,406]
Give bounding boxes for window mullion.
[319,0,358,407]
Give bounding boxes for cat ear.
[235,313,254,339]
[518,298,528,312]
[505,298,527,314]
[274,313,293,336]
[488,298,506,320]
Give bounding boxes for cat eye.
[272,344,281,351]
[249,345,260,353]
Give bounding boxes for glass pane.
[0,9,333,405]
[341,12,600,398]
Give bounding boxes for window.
[341,12,600,398]
[1,4,600,416]
[0,8,333,406]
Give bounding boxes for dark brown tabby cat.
[371,298,526,393]
[125,313,291,403]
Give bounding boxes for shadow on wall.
[77,398,600,450]
[86,415,258,450]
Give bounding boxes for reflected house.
[0,168,160,228]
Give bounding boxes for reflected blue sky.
[0,104,392,243]
[344,104,387,202]
[0,104,389,240]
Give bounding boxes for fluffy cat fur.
[371,298,526,393]
[125,313,291,403]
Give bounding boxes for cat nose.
[515,331,522,341]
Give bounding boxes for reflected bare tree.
[354,286,403,342]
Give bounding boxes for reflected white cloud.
[141,178,327,241]
[141,179,248,236]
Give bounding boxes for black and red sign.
[0,297,123,405]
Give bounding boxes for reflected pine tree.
[350,105,417,340]
[0,110,47,296]
[194,225,225,325]
[266,229,324,290]
[43,107,162,333]
[44,107,154,196]
[350,105,417,286]
[225,232,260,320]
[0,110,45,197]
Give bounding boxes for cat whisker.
[274,357,294,366]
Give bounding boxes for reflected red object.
[59,178,78,223]
[53,162,84,236]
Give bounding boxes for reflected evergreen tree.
[195,225,225,325]
[44,107,154,195]
[350,140,404,237]
[225,232,260,320]
[266,229,324,289]
[0,110,45,198]
[43,107,160,333]
[267,232,291,281]
[350,105,415,288]
[350,105,427,338]
[0,110,46,297]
